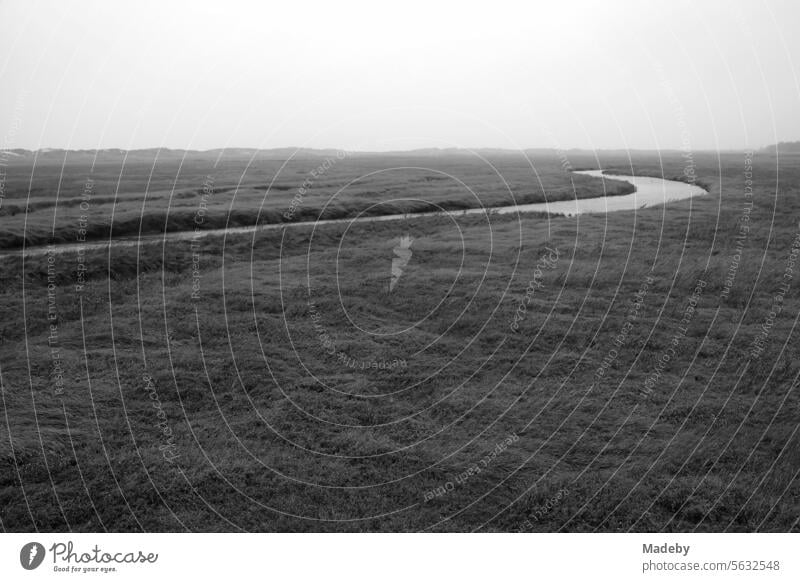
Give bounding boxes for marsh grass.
[1,151,798,532]
[0,154,634,249]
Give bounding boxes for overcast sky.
[1,0,798,151]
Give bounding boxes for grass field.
[0,150,634,249]
[1,149,799,532]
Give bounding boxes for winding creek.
[1,170,707,259]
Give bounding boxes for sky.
[0,0,798,152]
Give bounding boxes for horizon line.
[3,144,794,156]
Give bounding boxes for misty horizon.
[3,143,797,155]
[2,0,799,153]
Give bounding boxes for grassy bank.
[0,153,634,249]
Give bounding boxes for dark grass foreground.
[1,151,799,532]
